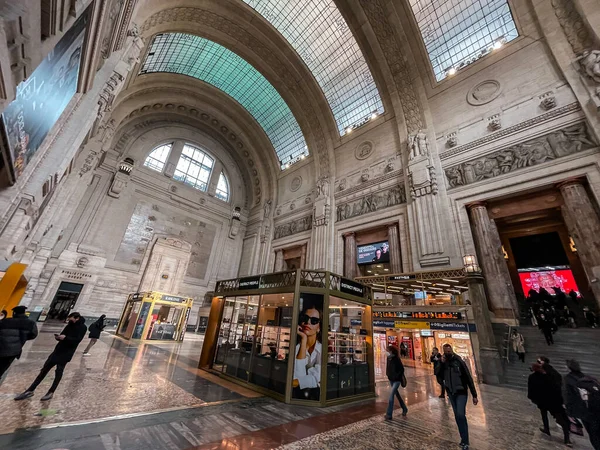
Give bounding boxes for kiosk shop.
[199,270,375,406]
[117,291,193,341]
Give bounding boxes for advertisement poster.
[518,269,579,295]
[292,293,323,401]
[357,241,390,265]
[1,9,89,178]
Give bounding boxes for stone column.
[300,244,307,269]
[343,232,357,279]
[468,202,519,320]
[558,180,600,309]
[467,275,503,385]
[387,224,402,273]
[274,250,284,272]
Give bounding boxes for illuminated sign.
[373,311,462,320]
[394,321,430,329]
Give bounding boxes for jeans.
[386,381,408,418]
[28,354,66,394]
[448,394,469,445]
[436,375,446,396]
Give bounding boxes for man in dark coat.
[0,305,38,379]
[83,314,105,355]
[435,344,478,450]
[528,362,572,446]
[565,359,600,449]
[430,347,445,398]
[15,312,87,401]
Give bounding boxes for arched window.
[173,144,214,192]
[144,143,172,172]
[216,172,229,202]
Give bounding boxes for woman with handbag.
[385,345,408,420]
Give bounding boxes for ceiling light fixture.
[493,41,503,50]
[346,127,353,134]
[447,67,457,76]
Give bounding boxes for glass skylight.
[140,33,308,169]
[216,172,230,202]
[242,0,384,134]
[173,144,214,192]
[409,0,518,81]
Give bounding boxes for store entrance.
[47,282,83,321]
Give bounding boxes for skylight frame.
[144,143,173,172]
[241,0,384,135]
[409,0,519,81]
[140,33,309,169]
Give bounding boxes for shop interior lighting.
[435,283,451,287]
[442,278,459,283]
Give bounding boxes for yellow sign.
[394,321,430,329]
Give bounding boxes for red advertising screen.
[519,269,579,294]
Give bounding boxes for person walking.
[0,306,38,379]
[14,312,86,401]
[584,307,598,328]
[527,362,572,447]
[539,314,555,345]
[565,359,600,449]
[430,347,445,398]
[435,343,478,450]
[511,329,526,362]
[385,345,408,420]
[83,314,106,355]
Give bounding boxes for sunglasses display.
[299,314,320,325]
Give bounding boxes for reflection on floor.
[0,323,592,449]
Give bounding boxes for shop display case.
[116,291,193,342]
[199,270,374,406]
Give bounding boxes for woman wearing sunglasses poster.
[292,295,323,400]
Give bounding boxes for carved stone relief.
[355,141,374,160]
[273,215,313,240]
[488,114,502,131]
[408,131,430,160]
[551,0,594,55]
[579,50,600,84]
[539,92,557,110]
[446,132,458,148]
[336,185,406,222]
[290,176,302,192]
[445,123,597,189]
[467,80,502,106]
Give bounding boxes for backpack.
[576,376,600,414]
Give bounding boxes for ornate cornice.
[358,0,424,134]
[140,7,331,177]
[113,0,138,51]
[116,104,263,206]
[439,102,581,160]
[335,169,404,199]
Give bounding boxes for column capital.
[342,231,356,239]
[556,178,585,191]
[467,201,487,211]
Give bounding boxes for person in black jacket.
[435,344,478,450]
[0,305,38,379]
[565,359,600,449]
[430,347,445,398]
[385,345,408,420]
[15,312,87,401]
[83,314,106,355]
[527,362,572,446]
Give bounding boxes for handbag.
[569,417,584,436]
[401,373,407,388]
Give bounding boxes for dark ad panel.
[357,241,390,265]
[1,9,89,178]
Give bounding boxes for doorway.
[47,282,83,321]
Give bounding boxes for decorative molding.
[290,176,302,192]
[336,185,406,222]
[141,7,331,176]
[358,0,424,134]
[539,92,557,110]
[355,141,374,160]
[121,104,262,205]
[467,80,502,106]
[550,0,594,55]
[273,215,313,240]
[334,169,404,199]
[487,114,502,131]
[446,132,458,148]
[113,0,138,51]
[445,122,597,189]
[439,102,581,160]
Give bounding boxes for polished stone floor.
[0,322,593,449]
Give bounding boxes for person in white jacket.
[293,304,322,399]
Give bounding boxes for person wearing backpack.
[384,345,408,420]
[565,359,600,449]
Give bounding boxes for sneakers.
[40,392,54,401]
[14,391,34,401]
[83,352,91,356]
[402,409,408,417]
[540,428,551,436]
[460,443,469,450]
[565,442,573,448]
[384,415,392,421]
